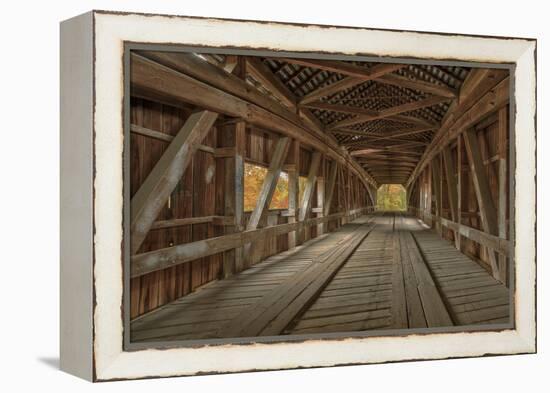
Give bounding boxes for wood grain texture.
[130,213,510,341]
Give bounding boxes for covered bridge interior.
[128,49,511,343]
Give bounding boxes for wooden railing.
[408,207,510,257]
[131,207,373,278]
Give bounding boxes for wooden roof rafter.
[278,58,458,102]
[132,52,378,189]
[327,95,450,130]
[406,68,510,187]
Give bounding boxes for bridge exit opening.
[376,184,407,211]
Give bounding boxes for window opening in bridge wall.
[376,184,407,211]
[244,162,289,211]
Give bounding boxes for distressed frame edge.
[87,11,536,381]
[59,11,96,381]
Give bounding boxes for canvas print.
[125,48,513,345]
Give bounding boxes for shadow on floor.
[37,356,59,370]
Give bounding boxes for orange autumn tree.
[244,163,289,211]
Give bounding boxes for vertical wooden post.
[323,160,338,232]
[463,127,501,281]
[340,165,349,224]
[431,156,442,235]
[498,106,508,285]
[456,135,463,251]
[234,121,246,273]
[287,140,300,249]
[216,121,246,277]
[442,145,459,245]
[437,154,444,231]
[316,156,326,236]
[217,121,246,277]
[298,151,321,243]
[346,164,353,217]
[426,165,432,227]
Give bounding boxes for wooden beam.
[299,77,365,105]
[279,58,405,80]
[376,73,457,98]
[131,53,376,188]
[247,137,291,230]
[246,136,291,266]
[301,102,437,127]
[299,151,322,221]
[130,208,365,277]
[442,145,460,248]
[497,106,508,285]
[282,58,456,99]
[442,146,459,222]
[329,95,451,129]
[431,157,442,234]
[302,101,379,117]
[463,127,501,280]
[316,156,326,235]
[130,123,217,155]
[130,110,221,254]
[406,70,509,188]
[287,140,300,248]
[439,217,509,257]
[324,160,338,217]
[335,124,435,141]
[150,216,221,230]
[246,57,296,108]
[456,135,463,251]
[138,51,303,132]
[245,56,325,135]
[131,123,174,143]
[221,120,246,276]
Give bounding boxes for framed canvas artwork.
[60,10,536,381]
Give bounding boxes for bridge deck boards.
[130,213,510,343]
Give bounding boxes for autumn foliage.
[376,184,407,211]
[244,163,308,212]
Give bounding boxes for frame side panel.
[60,11,94,381]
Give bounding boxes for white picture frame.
[60,10,536,381]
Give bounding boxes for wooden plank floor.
[409,220,511,325]
[130,213,510,343]
[130,217,373,342]
[284,215,394,334]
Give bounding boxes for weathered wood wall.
[130,97,374,318]
[409,105,509,284]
